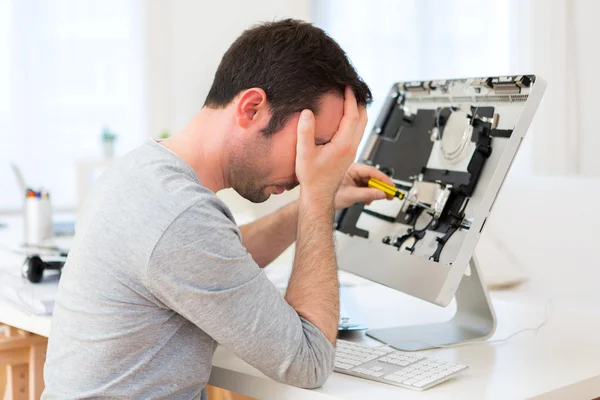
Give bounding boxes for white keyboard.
[335,339,468,391]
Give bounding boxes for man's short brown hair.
[204,19,372,135]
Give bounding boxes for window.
[0,0,144,211]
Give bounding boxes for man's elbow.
[291,372,332,390]
[302,365,334,389]
[280,353,335,389]
[277,331,336,389]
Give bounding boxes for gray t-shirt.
[42,140,335,399]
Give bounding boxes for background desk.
[1,211,600,399]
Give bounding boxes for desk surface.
[2,209,600,399]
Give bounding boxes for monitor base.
[367,257,496,351]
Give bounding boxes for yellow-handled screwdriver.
[368,178,405,200]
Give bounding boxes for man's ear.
[234,88,269,130]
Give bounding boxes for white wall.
[1,0,145,212]
[529,0,600,176]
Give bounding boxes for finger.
[332,87,359,145]
[351,187,387,205]
[352,105,368,149]
[350,163,395,186]
[296,109,315,158]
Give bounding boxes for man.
[43,19,393,399]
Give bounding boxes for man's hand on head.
[334,163,395,210]
[295,87,367,206]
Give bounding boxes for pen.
[368,178,405,200]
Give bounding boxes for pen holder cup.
[24,196,53,246]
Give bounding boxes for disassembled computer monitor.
[336,76,546,308]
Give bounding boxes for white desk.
[1,211,600,399]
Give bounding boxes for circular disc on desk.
[338,323,368,331]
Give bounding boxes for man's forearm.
[238,201,298,268]
[284,194,339,345]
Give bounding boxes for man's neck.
[160,107,232,193]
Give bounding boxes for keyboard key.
[383,374,407,384]
[335,362,354,370]
[360,370,379,376]
[336,357,361,366]
[413,377,438,388]
[370,366,383,372]
[346,354,364,362]
[352,368,369,374]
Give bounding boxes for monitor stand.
[366,256,496,351]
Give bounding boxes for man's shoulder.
[78,141,236,250]
[99,140,234,221]
[166,194,238,238]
